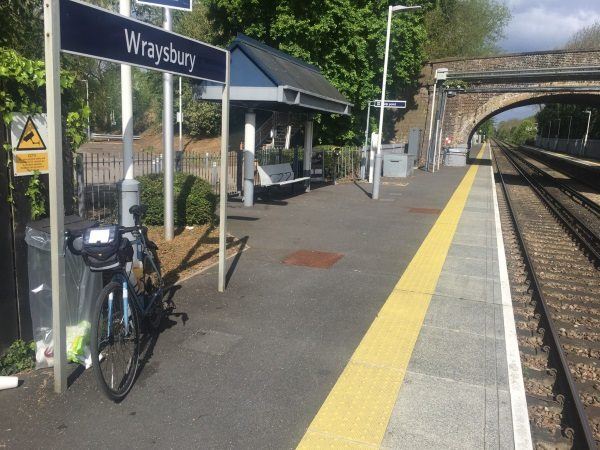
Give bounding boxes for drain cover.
[282,250,343,269]
[408,207,441,215]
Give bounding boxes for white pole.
[179,77,183,153]
[372,5,393,200]
[364,101,371,149]
[120,0,133,180]
[243,110,256,207]
[163,8,174,241]
[426,79,438,172]
[43,0,67,394]
[583,110,592,155]
[218,52,231,292]
[304,116,313,191]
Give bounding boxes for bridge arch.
[464,92,600,146]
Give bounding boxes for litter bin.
[444,147,468,167]
[25,216,102,369]
[383,153,413,177]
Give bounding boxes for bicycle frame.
[106,228,163,338]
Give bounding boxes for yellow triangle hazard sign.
[16,116,46,151]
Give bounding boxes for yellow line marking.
[297,144,488,449]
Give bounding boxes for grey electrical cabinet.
[383,153,412,177]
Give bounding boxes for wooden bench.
[257,163,310,192]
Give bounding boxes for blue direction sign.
[373,100,407,109]
[60,0,226,83]
[136,0,192,11]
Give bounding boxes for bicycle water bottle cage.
[81,225,133,271]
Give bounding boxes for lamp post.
[426,67,448,172]
[583,110,592,156]
[372,4,421,200]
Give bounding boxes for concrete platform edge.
[489,163,533,449]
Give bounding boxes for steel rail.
[498,141,600,261]
[492,140,597,449]
[504,143,600,218]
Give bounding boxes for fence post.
[278,147,283,164]
[293,146,299,178]
[236,149,243,193]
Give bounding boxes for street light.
[372,4,421,200]
[426,67,448,172]
[583,110,592,156]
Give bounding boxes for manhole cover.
[408,207,441,215]
[282,250,344,269]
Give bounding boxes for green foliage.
[0,1,44,60]
[66,107,91,150]
[0,340,35,376]
[137,172,216,226]
[424,0,511,59]
[208,0,428,144]
[536,104,599,141]
[564,21,600,50]
[495,117,538,145]
[478,119,495,140]
[25,171,46,220]
[182,81,221,138]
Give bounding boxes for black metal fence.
[77,146,363,220]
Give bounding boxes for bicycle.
[67,205,164,401]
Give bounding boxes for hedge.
[137,173,217,226]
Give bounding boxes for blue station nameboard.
[136,0,192,11]
[60,0,226,83]
[373,100,407,109]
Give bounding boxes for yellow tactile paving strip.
[297,145,487,449]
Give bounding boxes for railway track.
[491,139,600,449]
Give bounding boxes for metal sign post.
[218,53,230,292]
[43,0,68,394]
[163,7,174,241]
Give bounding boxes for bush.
[137,173,216,226]
[0,340,35,376]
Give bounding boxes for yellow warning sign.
[16,116,46,151]
[14,152,49,175]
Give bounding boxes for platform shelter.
[197,34,352,206]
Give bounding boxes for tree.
[564,21,600,51]
[536,104,599,141]
[424,0,511,59]
[207,0,428,144]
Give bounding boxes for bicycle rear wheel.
[91,281,140,401]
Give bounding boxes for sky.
[492,0,600,123]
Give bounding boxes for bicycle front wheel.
[91,281,140,401]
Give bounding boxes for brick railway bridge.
[396,49,600,160]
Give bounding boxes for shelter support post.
[303,117,313,192]
[119,0,138,228]
[44,0,67,393]
[243,110,256,207]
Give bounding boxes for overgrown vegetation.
[536,104,599,141]
[0,340,35,376]
[137,173,217,226]
[564,21,600,51]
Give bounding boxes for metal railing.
[535,136,600,159]
[76,146,364,220]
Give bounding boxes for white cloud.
[499,2,600,52]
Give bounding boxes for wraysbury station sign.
[60,0,226,82]
[44,0,229,393]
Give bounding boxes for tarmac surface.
[1,152,486,449]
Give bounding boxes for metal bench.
[257,163,310,191]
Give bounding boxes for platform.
[0,144,529,449]
[522,144,600,169]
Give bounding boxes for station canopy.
[197,34,352,116]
